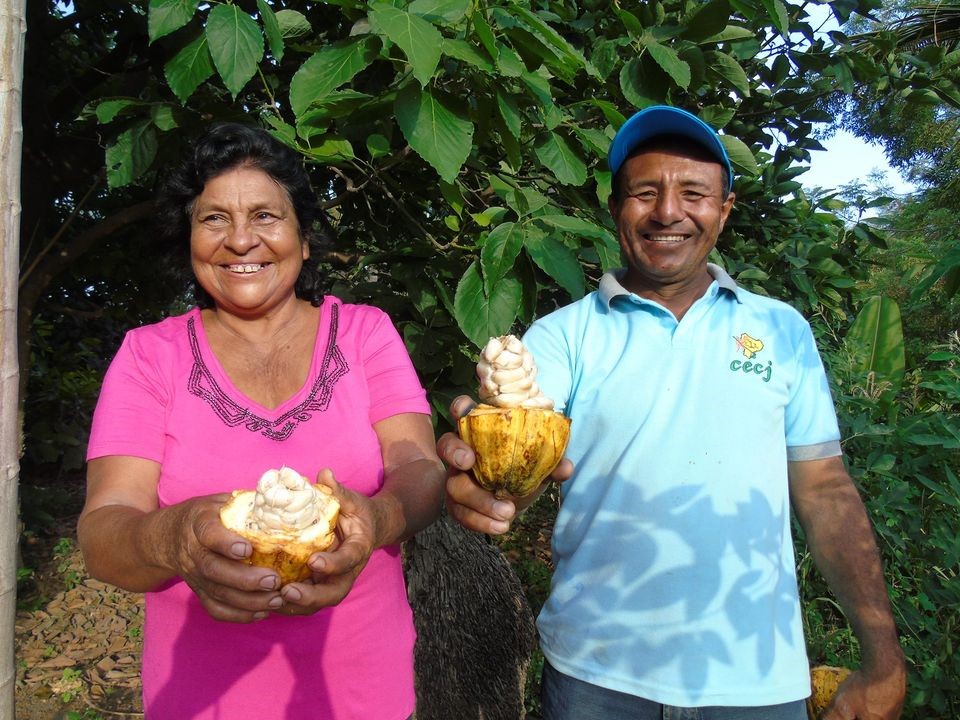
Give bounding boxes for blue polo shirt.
[524,264,841,707]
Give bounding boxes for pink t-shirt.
[87,297,430,720]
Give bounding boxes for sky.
[798,130,916,195]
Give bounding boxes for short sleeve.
[86,331,170,463]
[523,315,574,414]
[360,310,430,425]
[784,322,842,457]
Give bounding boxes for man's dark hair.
[156,122,330,308]
[611,134,732,202]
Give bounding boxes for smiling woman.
[76,123,446,720]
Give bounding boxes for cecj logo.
[730,332,772,383]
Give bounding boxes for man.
[439,106,906,719]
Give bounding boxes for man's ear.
[718,192,736,230]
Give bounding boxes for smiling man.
[441,106,906,720]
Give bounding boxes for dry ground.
[16,517,143,720]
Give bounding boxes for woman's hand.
[438,395,573,535]
[277,469,379,614]
[161,494,287,623]
[79,456,285,624]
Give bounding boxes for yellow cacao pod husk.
[806,665,852,719]
[458,405,571,497]
[219,483,340,586]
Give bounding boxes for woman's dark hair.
[156,122,330,307]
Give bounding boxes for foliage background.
[17,0,960,716]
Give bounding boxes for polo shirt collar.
[599,263,742,309]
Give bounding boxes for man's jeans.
[540,661,808,720]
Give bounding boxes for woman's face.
[190,165,308,318]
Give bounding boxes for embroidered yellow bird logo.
[734,333,764,359]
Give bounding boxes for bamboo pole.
[0,2,27,717]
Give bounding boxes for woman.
[78,123,446,719]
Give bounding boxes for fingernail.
[309,556,325,572]
[283,586,302,602]
[490,520,510,534]
[253,611,268,621]
[268,596,284,609]
[231,542,250,558]
[259,575,278,590]
[453,449,468,467]
[492,501,513,518]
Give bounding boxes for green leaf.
[620,56,668,108]
[206,4,264,98]
[395,84,473,183]
[150,104,178,131]
[454,262,522,347]
[441,38,494,71]
[507,5,591,76]
[370,4,443,87]
[106,121,158,189]
[641,36,691,89]
[471,12,497,60]
[257,0,284,62]
[681,0,731,41]
[367,134,391,158]
[302,135,355,163]
[701,25,756,43]
[705,50,751,97]
[148,0,199,43]
[164,31,215,103]
[525,233,586,299]
[846,295,906,398]
[536,214,615,243]
[95,99,140,124]
[409,0,471,26]
[496,90,522,140]
[720,135,760,177]
[534,131,587,186]
[759,0,789,36]
[481,222,525,295]
[276,9,311,39]
[289,37,380,117]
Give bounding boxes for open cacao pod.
[458,404,571,497]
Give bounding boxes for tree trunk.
[0,2,27,717]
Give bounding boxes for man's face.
[608,145,735,295]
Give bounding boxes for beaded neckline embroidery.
[186,305,348,441]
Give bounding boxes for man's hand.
[820,665,906,720]
[437,395,573,535]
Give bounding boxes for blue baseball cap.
[608,106,733,187]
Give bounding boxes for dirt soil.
[16,515,144,720]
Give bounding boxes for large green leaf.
[164,31,215,103]
[496,90,522,140]
[276,9,311,39]
[641,37,691,89]
[524,232,586,299]
[106,121,158,189]
[620,56,668,108]
[481,222,525,295]
[441,38,494,71]
[205,5,264,98]
[536,214,615,244]
[370,4,443,87]
[720,135,760,178]
[759,0,789,36]
[846,295,906,400]
[395,84,473,182]
[534,131,587,186]
[681,0,731,41]
[705,50,751,97]
[148,0,199,43]
[289,37,380,117]
[257,0,284,62]
[454,261,522,347]
[409,0,471,26]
